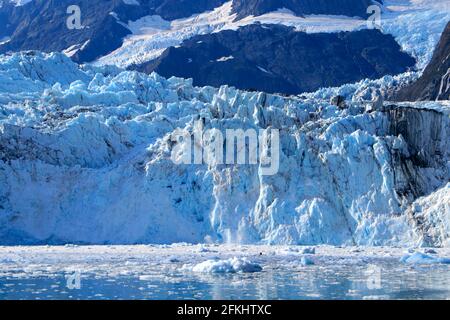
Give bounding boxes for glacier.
[0,51,448,246]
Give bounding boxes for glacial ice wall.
[0,52,448,246]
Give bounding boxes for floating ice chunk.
[281,247,300,254]
[64,244,78,248]
[168,257,180,263]
[191,257,262,273]
[193,244,209,253]
[400,252,450,265]
[300,256,315,266]
[301,247,316,255]
[283,247,316,255]
[192,244,218,253]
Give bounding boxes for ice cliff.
[0,52,448,246]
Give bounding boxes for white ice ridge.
[94,0,450,70]
[0,51,449,246]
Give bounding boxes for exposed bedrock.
[144,25,416,96]
[382,105,449,200]
[231,0,379,20]
[380,104,449,247]
[395,22,450,101]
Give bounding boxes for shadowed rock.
[140,24,415,95]
[232,0,380,20]
[395,22,450,101]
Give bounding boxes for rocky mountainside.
[1,0,447,97]
[231,0,379,20]
[395,22,450,101]
[0,0,382,66]
[0,0,228,62]
[140,24,415,95]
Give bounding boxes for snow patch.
[122,0,139,5]
[63,40,91,58]
[0,37,10,46]
[7,0,32,7]
[216,56,234,62]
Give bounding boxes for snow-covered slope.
[0,0,230,62]
[96,0,450,70]
[95,2,373,68]
[395,21,450,101]
[0,52,448,246]
[0,0,32,7]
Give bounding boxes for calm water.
[1,261,449,300]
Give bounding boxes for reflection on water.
[1,261,449,300]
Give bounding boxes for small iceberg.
[400,252,450,265]
[301,247,316,255]
[193,244,211,253]
[300,256,315,266]
[282,246,316,255]
[190,257,262,273]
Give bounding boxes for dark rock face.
[0,0,227,63]
[383,105,448,199]
[141,24,415,95]
[395,22,450,101]
[1,0,128,62]
[0,1,19,39]
[148,0,226,21]
[232,0,380,20]
[381,104,449,246]
[330,95,347,109]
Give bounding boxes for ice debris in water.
[190,257,262,273]
[193,244,213,253]
[400,252,450,265]
[300,256,315,266]
[301,247,316,255]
